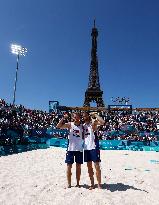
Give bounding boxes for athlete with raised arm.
[57,112,83,188]
[82,112,105,190]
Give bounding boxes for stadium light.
[10,44,27,105]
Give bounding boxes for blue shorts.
[65,151,83,164]
[84,149,101,163]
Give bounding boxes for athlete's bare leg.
[94,162,102,189]
[66,164,72,188]
[87,161,95,190]
[75,163,81,187]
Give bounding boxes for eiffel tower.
[83,21,105,107]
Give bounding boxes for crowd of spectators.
[0,99,58,130]
[0,99,57,144]
[1,99,159,144]
[97,111,159,141]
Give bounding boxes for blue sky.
[0,0,159,111]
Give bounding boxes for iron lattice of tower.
[83,21,105,107]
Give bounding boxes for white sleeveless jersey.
[83,123,96,150]
[67,122,83,152]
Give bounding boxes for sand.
[0,147,159,205]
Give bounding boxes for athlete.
[82,111,105,190]
[57,112,83,188]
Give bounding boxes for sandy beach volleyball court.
[0,147,159,205]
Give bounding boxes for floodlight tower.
[11,44,27,105]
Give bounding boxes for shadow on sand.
[80,183,148,193]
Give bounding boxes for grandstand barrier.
[31,129,48,137]
[46,138,159,151]
[29,128,68,138]
[1,126,159,155]
[46,138,68,148]
[150,141,159,147]
[0,144,49,157]
[22,136,51,144]
[26,128,159,141]
[46,128,68,136]
[142,146,159,152]
[1,138,159,156]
